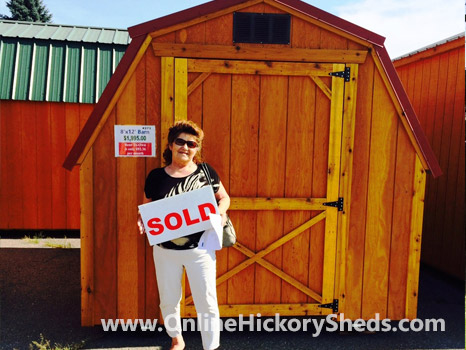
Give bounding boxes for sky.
[0,0,464,59]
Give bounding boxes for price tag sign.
[114,125,156,157]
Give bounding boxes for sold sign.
[138,186,218,246]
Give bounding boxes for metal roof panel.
[0,20,131,44]
[49,26,73,41]
[0,21,129,103]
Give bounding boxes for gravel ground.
[0,242,464,350]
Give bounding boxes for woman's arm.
[215,182,230,226]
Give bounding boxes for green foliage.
[1,0,52,23]
[29,334,86,350]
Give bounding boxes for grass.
[22,233,73,249]
[29,334,86,350]
[23,232,45,244]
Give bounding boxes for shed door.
[161,58,350,317]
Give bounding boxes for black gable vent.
[233,12,291,44]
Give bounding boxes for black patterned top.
[144,163,220,250]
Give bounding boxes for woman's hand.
[138,195,151,235]
[215,182,230,227]
[137,213,146,235]
[220,212,228,227]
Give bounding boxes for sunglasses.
[174,138,199,149]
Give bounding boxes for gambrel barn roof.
[63,0,441,177]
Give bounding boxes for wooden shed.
[0,20,129,230]
[394,34,465,280]
[63,0,441,326]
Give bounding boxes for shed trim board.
[63,0,440,177]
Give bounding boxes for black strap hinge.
[323,197,344,211]
[329,67,350,82]
[318,299,339,313]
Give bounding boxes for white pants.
[152,244,220,350]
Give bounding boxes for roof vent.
[233,12,291,44]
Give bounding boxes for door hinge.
[323,197,344,211]
[318,299,339,313]
[329,67,351,82]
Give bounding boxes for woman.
[138,120,230,350]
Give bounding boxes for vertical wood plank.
[417,55,440,266]
[116,72,141,320]
[161,57,174,160]
[21,102,38,228]
[451,115,465,277]
[290,17,321,49]
[422,51,449,264]
[65,103,81,229]
[442,54,465,277]
[336,64,358,314]
[282,76,315,303]
[80,148,94,326]
[308,81,330,303]
[145,48,161,320]
[388,123,414,320]
[174,58,187,121]
[135,56,147,319]
[202,15,232,310]
[93,110,117,322]
[203,13,232,45]
[202,73,231,305]
[321,64,345,305]
[405,157,426,319]
[344,50,374,320]
[50,103,67,229]
[255,75,287,304]
[362,70,398,319]
[433,49,459,272]
[228,74,260,305]
[36,103,52,228]
[6,102,24,228]
[0,101,8,228]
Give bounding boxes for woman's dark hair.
[162,120,204,165]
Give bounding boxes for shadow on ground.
[0,247,464,350]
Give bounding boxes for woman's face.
[169,132,199,165]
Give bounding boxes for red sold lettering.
[145,202,217,235]
[165,212,183,230]
[198,203,217,221]
[183,209,200,226]
[147,217,164,235]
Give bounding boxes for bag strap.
[201,163,213,187]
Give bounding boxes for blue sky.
[1,0,463,58]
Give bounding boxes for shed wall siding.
[395,40,465,280]
[91,48,163,322]
[0,100,92,229]
[343,54,418,320]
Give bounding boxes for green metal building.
[0,20,130,103]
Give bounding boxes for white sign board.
[114,125,156,157]
[138,186,219,246]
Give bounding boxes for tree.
[1,0,52,23]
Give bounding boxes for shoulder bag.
[200,163,236,247]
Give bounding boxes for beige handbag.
[201,163,236,247]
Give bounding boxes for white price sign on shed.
[114,125,156,157]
